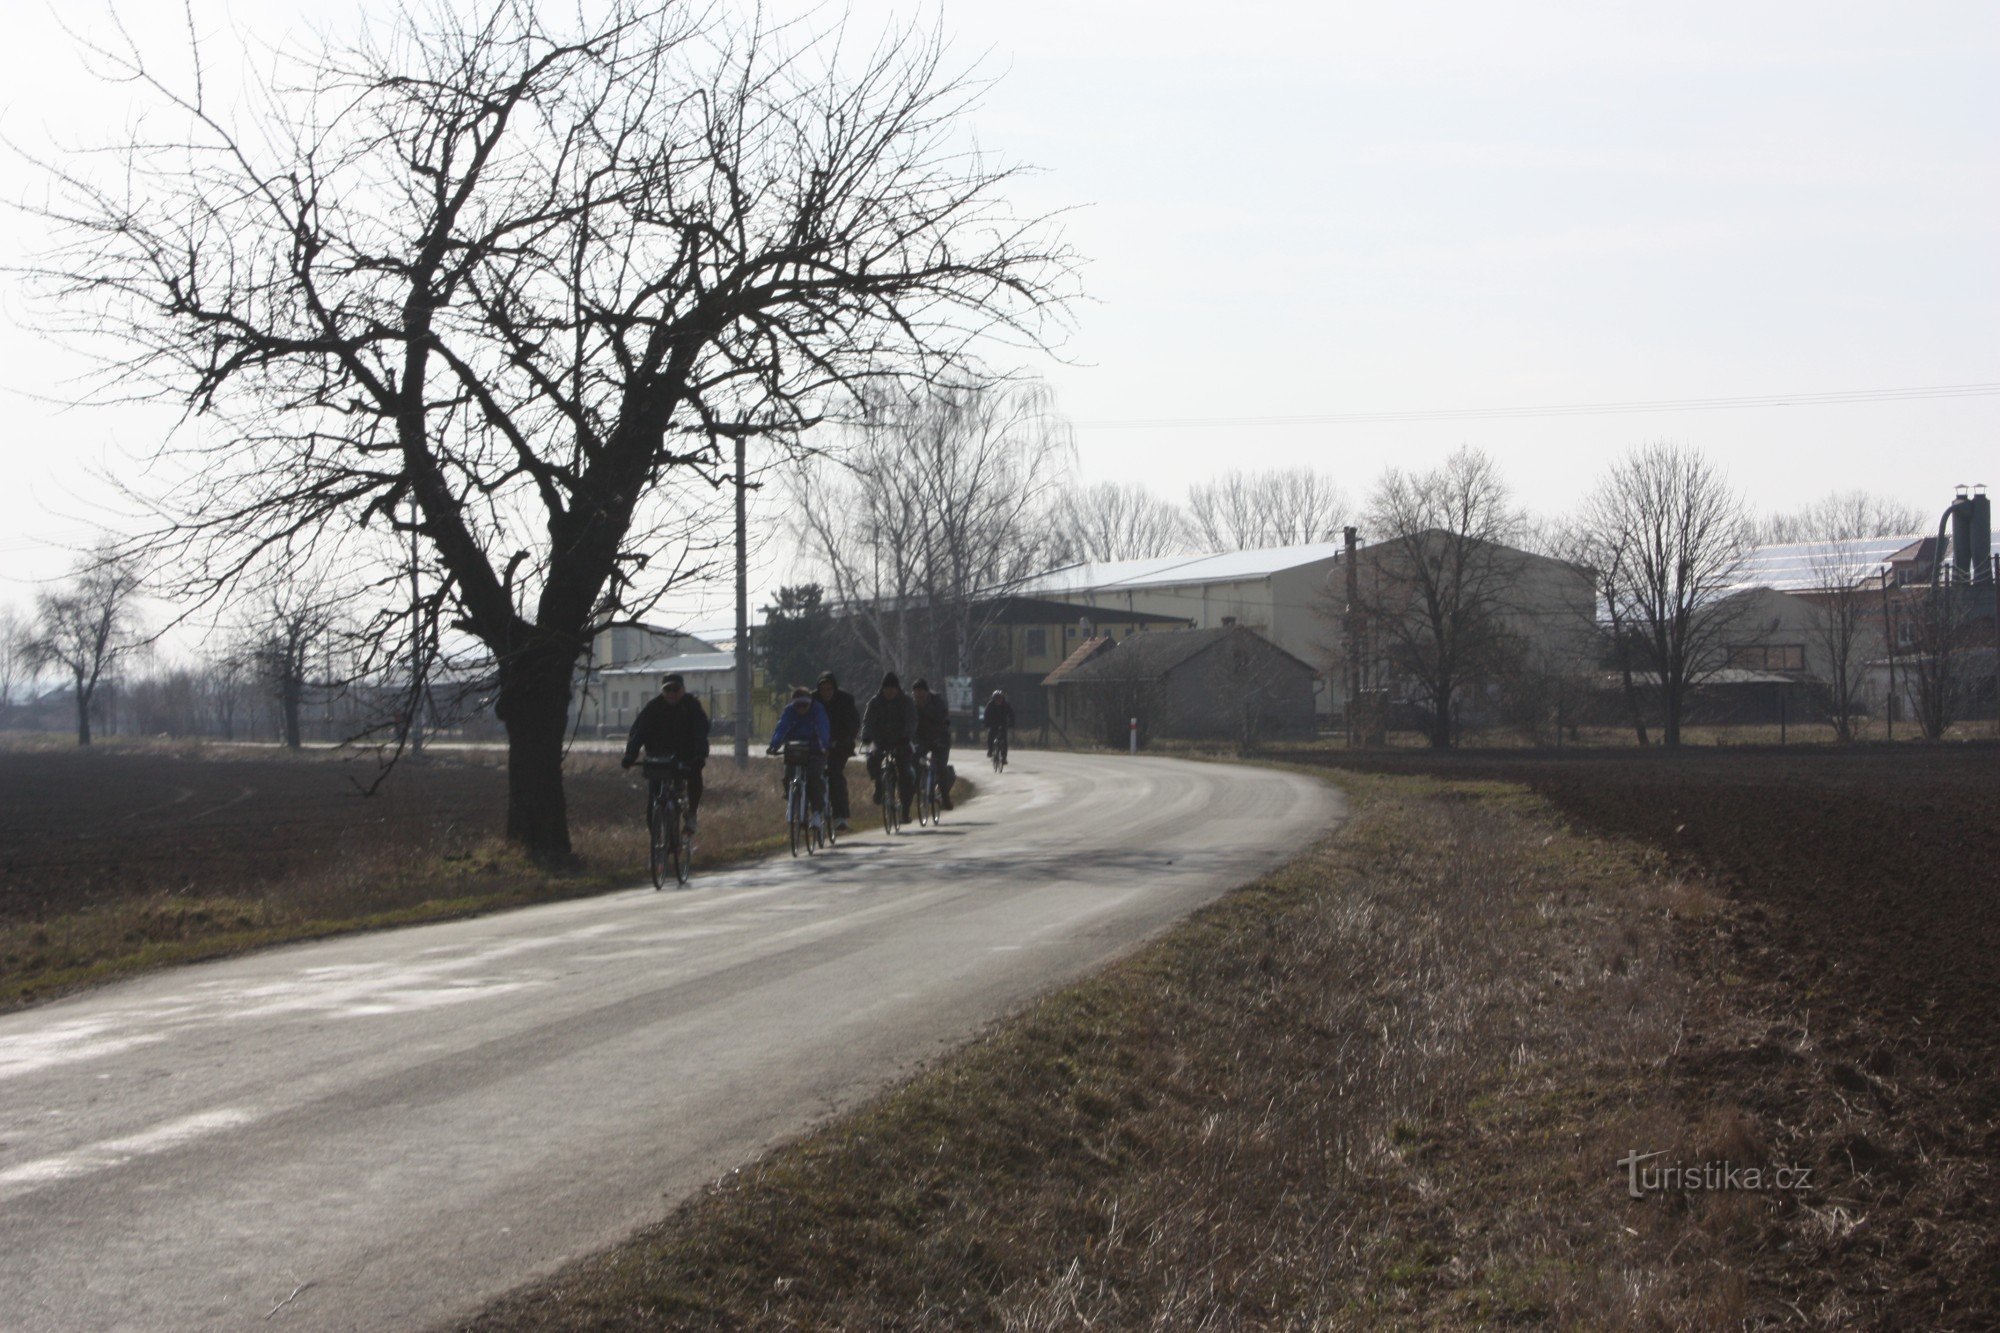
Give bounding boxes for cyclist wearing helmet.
[983,689,1016,762]
[767,686,831,818]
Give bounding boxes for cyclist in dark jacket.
[815,672,861,830]
[910,678,955,810]
[983,690,1016,761]
[860,672,918,821]
[622,673,711,832]
[767,688,831,816]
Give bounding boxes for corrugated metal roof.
[1727,535,1924,593]
[1017,541,1347,596]
[600,651,739,678]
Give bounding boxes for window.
[1025,627,1047,657]
[1727,643,1806,673]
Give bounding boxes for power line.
[1075,381,2000,430]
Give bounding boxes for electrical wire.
[1075,381,2000,430]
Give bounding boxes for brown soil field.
[0,740,789,1004]
[0,744,644,920]
[1272,740,2000,1327]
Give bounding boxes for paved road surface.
[0,752,1341,1330]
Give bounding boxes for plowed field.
[0,745,638,921]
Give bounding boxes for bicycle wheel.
[668,788,692,880]
[914,762,930,826]
[788,779,803,857]
[671,808,692,887]
[650,797,669,890]
[882,769,900,834]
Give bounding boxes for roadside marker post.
[1129,717,1138,753]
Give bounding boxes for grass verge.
[459,774,1756,1330]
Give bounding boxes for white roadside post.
[1129,716,1139,753]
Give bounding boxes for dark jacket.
[983,699,1016,731]
[769,699,832,753]
[860,691,917,749]
[624,693,711,765]
[818,687,861,750]
[913,692,951,748]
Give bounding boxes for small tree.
[1187,468,1347,551]
[1580,443,1752,748]
[0,606,30,711]
[758,584,836,693]
[794,380,1072,678]
[1758,490,1924,545]
[248,591,337,750]
[1046,482,1191,563]
[1905,587,1978,740]
[1355,447,1527,749]
[23,553,147,745]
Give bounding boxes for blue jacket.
[769,699,832,753]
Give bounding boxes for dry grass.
[461,774,1752,1330]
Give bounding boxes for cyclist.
[983,689,1016,765]
[860,671,918,824]
[621,672,711,836]
[909,678,955,811]
[766,686,830,822]
[815,671,861,832]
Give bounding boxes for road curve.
[0,752,1342,1331]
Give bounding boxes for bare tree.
[248,589,339,751]
[0,605,30,711]
[794,379,1072,677]
[1353,447,1528,748]
[1186,468,1347,551]
[22,552,147,745]
[21,4,1075,859]
[1580,443,1753,748]
[1046,482,1190,564]
[1904,587,1979,740]
[1797,530,1893,743]
[1758,490,1925,545]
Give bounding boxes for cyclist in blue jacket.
[767,687,831,818]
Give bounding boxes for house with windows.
[1040,624,1318,745]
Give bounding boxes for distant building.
[1040,624,1318,746]
[1016,543,1348,717]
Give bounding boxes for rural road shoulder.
[0,752,1343,1331]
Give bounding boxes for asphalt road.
[0,751,1342,1331]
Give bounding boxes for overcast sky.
[2,1,1994,630]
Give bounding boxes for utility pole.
[1343,525,1361,748]
[1880,575,1896,741]
[1991,552,1999,739]
[408,494,424,754]
[733,432,751,767]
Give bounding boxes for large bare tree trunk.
[495,643,578,863]
[74,670,92,746]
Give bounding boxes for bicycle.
[643,757,693,888]
[781,741,832,856]
[989,729,1009,773]
[878,747,904,836]
[912,749,936,826]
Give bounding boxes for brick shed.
[1041,625,1319,746]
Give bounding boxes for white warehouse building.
[1014,543,1345,717]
